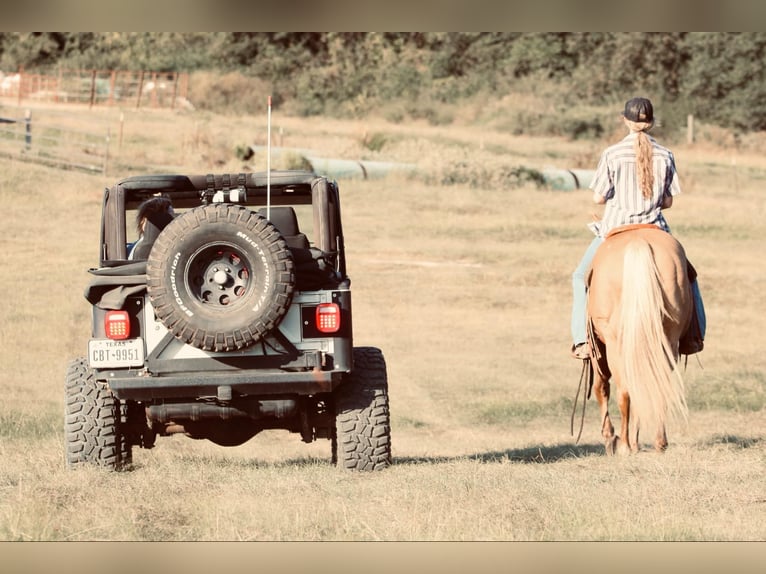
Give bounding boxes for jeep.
[65,170,392,471]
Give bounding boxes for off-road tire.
[64,357,132,470]
[146,204,295,352]
[334,347,392,471]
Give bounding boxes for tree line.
[1,32,764,132]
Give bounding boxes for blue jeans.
[571,237,603,346]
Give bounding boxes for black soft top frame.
[117,170,319,210]
[99,170,343,267]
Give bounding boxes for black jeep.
[65,171,391,471]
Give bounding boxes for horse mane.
[619,239,688,431]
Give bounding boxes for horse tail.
[619,239,688,431]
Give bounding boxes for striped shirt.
[590,132,681,237]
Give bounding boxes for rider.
[570,96,705,360]
[128,196,175,260]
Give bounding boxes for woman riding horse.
[570,97,705,362]
[570,97,706,453]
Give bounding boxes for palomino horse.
[587,225,693,455]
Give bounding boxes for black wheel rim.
[186,243,253,308]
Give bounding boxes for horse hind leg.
[627,401,668,453]
[654,426,668,452]
[616,387,633,456]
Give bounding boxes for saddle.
[605,222,662,240]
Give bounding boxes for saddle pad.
[605,223,661,240]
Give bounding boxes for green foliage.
[0,32,217,71]
[501,33,577,80]
[566,33,690,102]
[0,32,68,69]
[4,32,766,132]
[680,32,766,131]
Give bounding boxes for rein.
[570,357,594,444]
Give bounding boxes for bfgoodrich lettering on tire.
[334,347,392,470]
[65,357,132,470]
[146,204,295,352]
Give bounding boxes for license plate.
[88,338,145,368]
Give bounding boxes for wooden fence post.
[136,70,145,109]
[109,70,117,106]
[89,69,97,109]
[687,114,694,144]
[104,127,110,176]
[171,72,179,110]
[17,66,24,106]
[150,72,158,107]
[24,109,31,150]
[119,111,125,150]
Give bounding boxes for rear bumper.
[103,368,345,400]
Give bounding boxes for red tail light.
[105,310,131,340]
[315,303,341,334]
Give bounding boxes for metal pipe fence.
[0,110,110,174]
[0,69,190,110]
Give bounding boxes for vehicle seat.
[258,206,336,290]
[258,207,310,249]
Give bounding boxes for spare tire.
[146,204,295,352]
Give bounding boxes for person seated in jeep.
[128,196,175,260]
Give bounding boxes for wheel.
[334,347,392,470]
[64,357,132,470]
[146,204,295,352]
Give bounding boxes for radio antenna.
[266,95,272,219]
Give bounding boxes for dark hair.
[136,196,173,235]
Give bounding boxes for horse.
[586,224,693,455]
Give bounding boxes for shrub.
[188,71,275,115]
[360,132,388,152]
[431,161,545,190]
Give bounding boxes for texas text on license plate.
[88,338,145,368]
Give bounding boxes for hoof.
[605,436,618,456]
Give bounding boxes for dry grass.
[0,100,764,541]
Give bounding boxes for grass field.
[0,100,764,542]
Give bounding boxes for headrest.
[258,206,300,236]
[145,210,175,232]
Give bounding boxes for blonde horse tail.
[619,239,688,431]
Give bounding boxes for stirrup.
[571,342,591,360]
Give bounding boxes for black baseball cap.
[623,97,654,123]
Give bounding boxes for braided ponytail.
[634,130,654,199]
